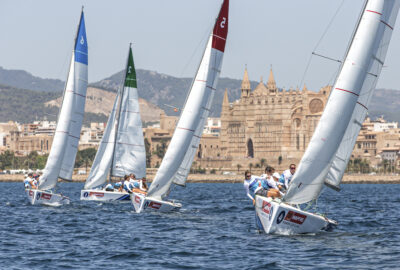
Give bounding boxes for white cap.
[272,172,280,179]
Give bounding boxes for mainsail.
[84,46,145,189]
[147,0,229,200]
[39,10,88,190]
[284,0,399,204]
[325,0,400,191]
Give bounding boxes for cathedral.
[216,67,331,168]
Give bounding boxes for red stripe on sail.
[212,0,229,52]
[335,88,359,97]
[357,102,368,110]
[380,20,393,30]
[366,10,382,16]
[177,127,195,132]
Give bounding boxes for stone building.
[218,68,330,168]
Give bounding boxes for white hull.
[255,196,337,235]
[25,189,70,206]
[80,189,131,202]
[131,193,182,213]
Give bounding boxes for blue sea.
[0,182,399,269]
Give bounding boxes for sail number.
[220,17,226,29]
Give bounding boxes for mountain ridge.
[0,66,399,123]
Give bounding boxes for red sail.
[212,0,229,52]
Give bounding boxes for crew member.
[280,164,296,189]
[243,170,269,204]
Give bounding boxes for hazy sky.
[1,0,399,91]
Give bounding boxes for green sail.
[124,47,137,88]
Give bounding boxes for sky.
[1,0,399,92]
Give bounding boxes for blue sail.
[74,11,88,65]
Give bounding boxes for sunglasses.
[290,167,296,170]
[246,175,251,178]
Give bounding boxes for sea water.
[0,182,399,269]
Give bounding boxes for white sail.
[147,0,229,200]
[325,1,400,191]
[84,91,120,189]
[59,14,89,180]
[111,47,146,179]
[39,11,88,190]
[284,0,399,204]
[172,94,213,186]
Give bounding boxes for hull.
[131,193,182,213]
[255,196,337,235]
[25,189,70,206]
[80,189,131,202]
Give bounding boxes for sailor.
[104,183,114,191]
[243,170,269,204]
[31,174,39,189]
[272,172,285,194]
[129,173,140,189]
[140,177,148,191]
[279,164,296,189]
[130,176,147,195]
[113,182,124,192]
[123,175,133,193]
[24,173,34,189]
[259,166,282,198]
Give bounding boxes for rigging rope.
[299,0,346,88]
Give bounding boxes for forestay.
[147,0,229,199]
[84,90,120,189]
[284,0,399,204]
[325,0,400,191]
[39,11,88,190]
[112,47,146,179]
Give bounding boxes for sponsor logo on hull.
[262,201,274,221]
[41,193,52,200]
[144,201,162,210]
[89,192,104,198]
[284,211,307,225]
[134,195,141,204]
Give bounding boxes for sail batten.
[39,11,88,190]
[147,0,229,200]
[284,0,399,204]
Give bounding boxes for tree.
[260,158,266,170]
[75,148,97,168]
[144,138,152,168]
[236,164,242,173]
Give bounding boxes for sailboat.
[26,9,88,206]
[131,0,229,213]
[80,45,146,202]
[255,0,399,234]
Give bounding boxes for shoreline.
[2,173,400,184]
